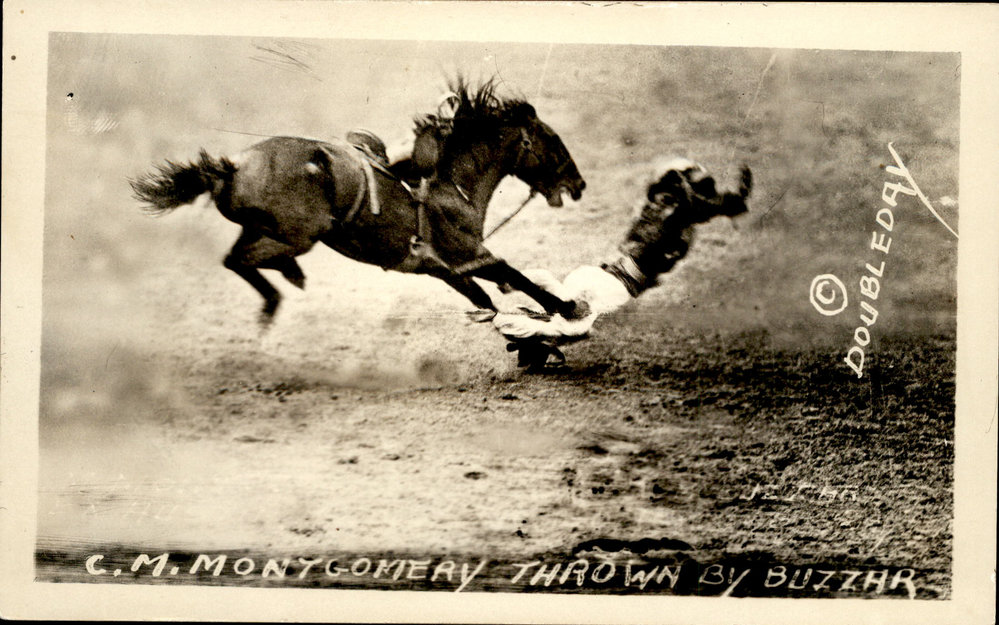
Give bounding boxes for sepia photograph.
[2,2,996,623]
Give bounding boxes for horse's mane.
[451,76,528,119]
[407,76,536,177]
[413,76,528,137]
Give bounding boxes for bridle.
[439,119,574,241]
[482,126,548,241]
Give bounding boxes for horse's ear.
[511,102,537,121]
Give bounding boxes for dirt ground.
[35,38,957,598]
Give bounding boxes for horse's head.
[427,79,586,208]
[503,102,586,208]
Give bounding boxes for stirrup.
[561,299,592,320]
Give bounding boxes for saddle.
[346,126,485,277]
[339,128,418,223]
[346,129,390,168]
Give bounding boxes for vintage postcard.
[2,1,996,623]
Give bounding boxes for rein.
[414,114,559,242]
[482,128,542,240]
[483,189,537,240]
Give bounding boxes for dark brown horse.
[130,80,587,326]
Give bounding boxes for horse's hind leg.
[256,241,306,290]
[224,230,310,326]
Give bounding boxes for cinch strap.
[328,145,382,224]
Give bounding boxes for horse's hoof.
[561,299,591,320]
[287,275,306,290]
[466,309,497,323]
[259,299,280,328]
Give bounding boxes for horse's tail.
[130,149,236,215]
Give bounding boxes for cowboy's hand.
[738,165,753,199]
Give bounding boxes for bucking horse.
[130,79,587,327]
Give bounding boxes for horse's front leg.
[436,273,501,322]
[469,260,589,320]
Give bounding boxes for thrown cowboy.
[494,158,753,370]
